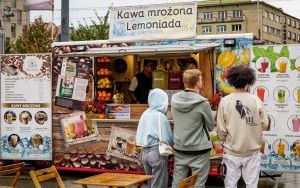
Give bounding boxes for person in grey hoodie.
[171,69,214,188]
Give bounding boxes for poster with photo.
[107,127,142,163]
[250,45,300,172]
[61,112,100,147]
[0,54,52,160]
[56,57,92,102]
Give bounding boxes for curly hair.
[227,65,256,89]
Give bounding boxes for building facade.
[197,1,300,44]
[1,0,30,52]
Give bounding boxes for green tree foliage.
[12,17,59,53]
[70,11,109,41]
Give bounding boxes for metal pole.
[61,0,69,41]
[0,0,5,54]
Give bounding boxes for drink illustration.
[257,57,270,73]
[7,113,13,124]
[278,89,286,103]
[20,113,30,124]
[292,116,300,132]
[277,140,285,157]
[297,89,300,103]
[296,143,300,156]
[261,60,269,72]
[74,120,86,139]
[278,61,287,73]
[125,136,136,155]
[257,87,265,102]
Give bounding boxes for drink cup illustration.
[7,113,13,124]
[297,89,300,103]
[278,61,287,73]
[296,143,300,156]
[261,61,269,72]
[10,135,18,147]
[125,136,136,155]
[292,116,300,132]
[257,87,265,102]
[278,89,286,103]
[277,140,285,157]
[75,120,86,139]
[21,113,29,124]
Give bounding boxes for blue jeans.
[142,146,168,188]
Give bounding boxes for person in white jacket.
[217,65,270,188]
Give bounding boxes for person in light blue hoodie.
[136,88,173,188]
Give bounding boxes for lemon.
[218,51,237,68]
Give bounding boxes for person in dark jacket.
[171,69,214,188]
[129,61,153,104]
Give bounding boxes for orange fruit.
[218,51,237,68]
[107,93,112,97]
[98,114,105,119]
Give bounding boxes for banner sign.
[109,2,197,41]
[25,0,53,11]
[0,54,52,160]
[250,45,300,172]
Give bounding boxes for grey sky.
[30,0,300,26]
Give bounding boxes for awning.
[56,43,220,57]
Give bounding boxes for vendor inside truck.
[129,60,154,104]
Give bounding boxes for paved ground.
[1,172,300,187]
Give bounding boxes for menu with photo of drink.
[0,54,52,160]
[251,45,300,172]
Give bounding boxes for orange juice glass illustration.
[296,143,300,156]
[257,87,265,102]
[277,142,285,156]
[278,61,287,73]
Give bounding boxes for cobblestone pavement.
[1,172,300,187]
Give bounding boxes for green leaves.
[291,59,296,70]
[252,47,265,62]
[280,46,289,58]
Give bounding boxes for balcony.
[198,15,246,24]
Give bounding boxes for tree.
[70,11,109,41]
[12,17,59,53]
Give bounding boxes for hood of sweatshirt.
[148,88,168,113]
[171,91,207,113]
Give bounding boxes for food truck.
[49,32,253,180]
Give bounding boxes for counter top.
[89,119,174,123]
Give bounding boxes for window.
[233,10,242,18]
[274,29,279,36]
[232,24,242,32]
[292,33,296,40]
[203,12,213,20]
[217,25,226,32]
[17,10,22,24]
[202,26,212,34]
[219,11,227,19]
[292,20,296,27]
[297,22,300,29]
[269,13,274,21]
[297,34,300,41]
[263,25,268,33]
[275,15,280,23]
[11,24,16,38]
[264,11,268,18]
[287,18,291,25]
[287,31,291,38]
[269,27,274,34]
[13,0,17,8]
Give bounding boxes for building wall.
[1,0,30,44]
[197,1,300,44]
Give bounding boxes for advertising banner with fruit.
[250,45,300,172]
[0,54,52,160]
[61,112,100,147]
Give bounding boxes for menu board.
[0,54,52,160]
[250,45,300,172]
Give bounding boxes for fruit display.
[96,56,112,63]
[96,68,112,76]
[97,91,112,102]
[112,93,125,104]
[97,78,112,89]
[84,99,106,114]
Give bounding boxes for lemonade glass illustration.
[278,89,286,103]
[296,143,300,156]
[7,113,13,124]
[257,87,265,102]
[278,61,287,73]
[277,141,285,157]
[125,136,136,155]
[292,117,300,132]
[297,89,300,103]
